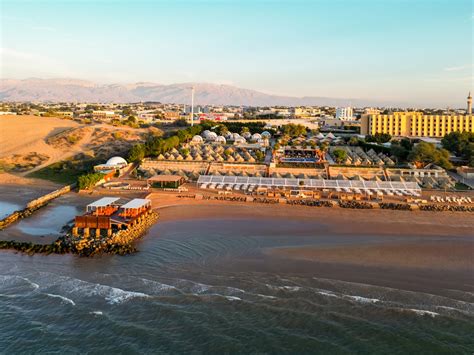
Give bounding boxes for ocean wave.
[257,294,277,299]
[317,291,340,299]
[225,296,242,301]
[90,311,103,316]
[0,275,39,291]
[45,293,76,306]
[265,284,302,292]
[33,274,151,305]
[345,295,380,304]
[406,309,439,317]
[103,287,150,305]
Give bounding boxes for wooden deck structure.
[73,197,153,237]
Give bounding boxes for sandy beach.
[155,200,474,238]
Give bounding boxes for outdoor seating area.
[85,197,120,216]
[430,195,472,205]
[197,175,421,197]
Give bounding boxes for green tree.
[77,173,104,190]
[390,138,413,162]
[333,149,347,164]
[281,124,306,138]
[348,136,359,146]
[241,126,250,135]
[442,132,474,166]
[366,133,392,144]
[408,142,453,169]
[255,150,265,161]
[174,118,188,127]
[128,144,145,163]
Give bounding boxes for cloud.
[444,64,472,72]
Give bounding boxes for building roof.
[197,175,421,192]
[148,175,184,182]
[120,198,151,210]
[87,197,120,208]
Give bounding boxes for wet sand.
[270,241,474,271]
[155,203,474,296]
[157,202,474,237]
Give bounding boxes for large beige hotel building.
[361,93,473,138]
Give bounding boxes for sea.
[0,197,473,353]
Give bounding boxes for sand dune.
[0,115,78,157]
[0,115,145,175]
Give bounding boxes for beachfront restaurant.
[74,197,152,236]
[118,199,152,219]
[197,175,421,197]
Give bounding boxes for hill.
[0,78,394,107]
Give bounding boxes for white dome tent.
[261,131,272,139]
[105,156,128,167]
[192,135,204,143]
[215,136,227,144]
[242,131,252,139]
[206,132,218,141]
[251,133,262,142]
[234,137,246,144]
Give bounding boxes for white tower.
[191,86,195,126]
[467,92,472,115]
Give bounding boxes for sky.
[0,0,472,106]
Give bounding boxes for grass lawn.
[27,156,101,185]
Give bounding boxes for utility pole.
[191,86,195,126]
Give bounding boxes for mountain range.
[1,78,399,107]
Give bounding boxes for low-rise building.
[92,110,121,120]
[336,107,354,120]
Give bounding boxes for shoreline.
[155,200,474,238]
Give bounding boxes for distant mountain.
[0,78,396,107]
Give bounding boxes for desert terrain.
[0,115,150,177]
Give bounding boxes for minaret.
[468,92,472,115]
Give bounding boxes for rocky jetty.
[0,185,73,230]
[419,204,474,212]
[379,203,412,211]
[0,211,159,257]
[338,201,373,209]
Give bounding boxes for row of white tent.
[197,175,421,197]
[193,130,272,144]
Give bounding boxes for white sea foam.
[225,296,242,301]
[90,311,103,316]
[0,275,39,290]
[317,291,340,299]
[257,294,277,299]
[265,284,302,292]
[18,277,39,290]
[45,293,76,306]
[346,295,380,304]
[407,309,439,317]
[283,286,302,292]
[103,287,150,305]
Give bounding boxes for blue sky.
[1,0,472,106]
